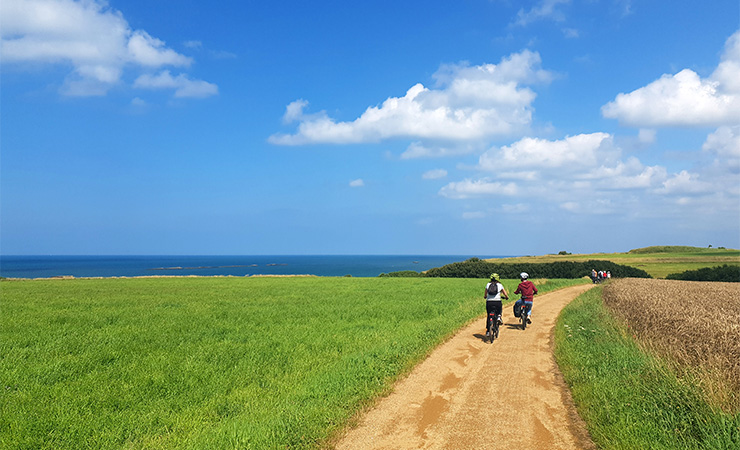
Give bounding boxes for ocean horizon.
[0,255,511,279]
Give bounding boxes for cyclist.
[514,272,538,324]
[484,273,509,337]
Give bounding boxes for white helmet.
[520,272,529,280]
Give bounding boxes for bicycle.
[519,301,532,330]
[486,312,501,343]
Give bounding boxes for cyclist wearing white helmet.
[484,273,509,337]
[514,272,538,323]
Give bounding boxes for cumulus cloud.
[703,125,740,161]
[438,132,736,217]
[479,132,612,171]
[602,30,740,127]
[702,125,740,177]
[349,178,365,187]
[656,171,714,196]
[0,0,216,98]
[269,50,553,145]
[282,99,309,123]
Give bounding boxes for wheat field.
[603,278,740,412]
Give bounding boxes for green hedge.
[384,258,651,279]
[378,270,424,278]
[424,258,650,279]
[665,264,740,282]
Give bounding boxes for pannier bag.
[513,302,522,318]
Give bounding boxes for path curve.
[335,284,597,450]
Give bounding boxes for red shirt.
[515,280,538,301]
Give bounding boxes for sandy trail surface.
[335,284,597,450]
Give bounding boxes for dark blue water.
[0,255,504,279]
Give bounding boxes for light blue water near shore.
[0,255,507,279]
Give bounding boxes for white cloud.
[601,30,740,127]
[269,50,553,145]
[282,99,309,123]
[700,126,740,193]
[514,0,570,27]
[127,30,191,67]
[0,0,215,98]
[656,171,714,196]
[438,132,737,219]
[422,169,448,180]
[439,178,518,199]
[134,71,218,98]
[349,178,364,187]
[703,125,740,160]
[479,132,612,171]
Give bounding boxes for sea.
[0,255,506,279]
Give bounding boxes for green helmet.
[490,273,500,280]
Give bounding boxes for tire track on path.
[334,283,597,450]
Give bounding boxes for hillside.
[484,246,740,279]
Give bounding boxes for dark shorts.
[486,300,502,317]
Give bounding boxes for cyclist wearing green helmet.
[484,273,509,337]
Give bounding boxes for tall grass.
[555,286,740,449]
[1,276,579,449]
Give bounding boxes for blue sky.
[1,0,739,256]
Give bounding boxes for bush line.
[666,264,740,282]
[380,258,651,279]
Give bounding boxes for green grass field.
[486,246,740,278]
[554,287,740,449]
[1,276,582,449]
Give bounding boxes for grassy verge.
[1,276,580,449]
[554,287,740,449]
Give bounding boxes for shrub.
[665,264,740,282]
[378,271,424,278]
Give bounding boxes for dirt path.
[335,284,597,450]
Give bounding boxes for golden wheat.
[603,278,740,412]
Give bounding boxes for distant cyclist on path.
[514,272,538,324]
[484,273,508,337]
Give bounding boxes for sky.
[1,0,739,256]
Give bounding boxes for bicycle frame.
[487,312,500,343]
